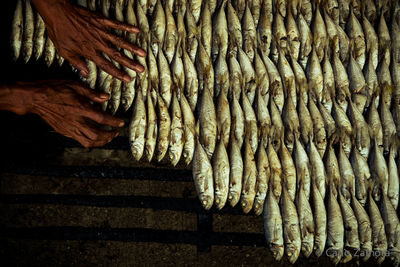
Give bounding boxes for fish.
[318,102,336,139]
[336,23,350,66]
[227,1,242,55]
[378,13,391,67]
[147,44,158,104]
[150,0,166,57]
[33,14,45,61]
[280,187,301,264]
[272,11,287,55]
[87,0,96,11]
[155,92,171,162]
[192,139,214,210]
[98,70,113,111]
[22,0,34,63]
[216,89,231,148]
[296,177,314,258]
[129,90,147,161]
[351,148,370,207]
[326,184,344,265]
[307,48,324,103]
[311,5,327,62]
[230,93,245,149]
[213,139,230,210]
[278,51,296,107]
[346,7,366,69]
[300,0,312,25]
[168,91,184,166]
[182,47,198,111]
[256,0,271,55]
[163,4,178,63]
[11,0,23,61]
[241,135,257,213]
[388,147,399,210]
[185,8,198,62]
[348,53,366,95]
[211,0,228,62]
[238,48,256,104]
[321,54,334,113]
[195,42,214,97]
[287,60,305,104]
[297,96,313,146]
[214,52,229,98]
[171,40,185,96]
[369,138,389,201]
[367,189,387,264]
[392,20,400,64]
[114,0,125,37]
[109,75,122,115]
[180,93,195,165]
[267,129,282,201]
[362,0,377,24]
[297,13,313,69]
[282,93,299,153]
[254,143,269,215]
[263,187,284,261]
[338,0,350,29]
[332,100,352,137]
[323,9,339,56]
[367,97,383,147]
[228,54,243,100]
[136,55,149,101]
[232,0,245,20]
[362,15,379,70]
[199,2,212,56]
[348,99,370,158]
[325,141,341,195]
[279,136,296,202]
[101,0,110,17]
[254,52,269,106]
[249,0,261,26]
[312,180,327,257]
[338,189,360,263]
[351,194,373,262]
[380,96,397,154]
[242,3,256,62]
[275,0,287,18]
[331,52,350,111]
[228,138,243,207]
[255,88,271,147]
[308,99,327,158]
[262,53,284,112]
[364,54,379,108]
[379,192,400,266]
[158,49,172,107]
[175,5,186,40]
[377,60,393,108]
[85,60,98,90]
[241,90,258,153]
[188,0,202,23]
[125,0,137,45]
[308,140,327,200]
[338,143,356,203]
[199,87,217,159]
[269,98,284,152]
[145,91,157,162]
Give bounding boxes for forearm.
[0,82,35,115]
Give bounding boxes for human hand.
[19,80,125,148]
[32,0,146,82]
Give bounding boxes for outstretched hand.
[23,80,125,148]
[32,0,146,82]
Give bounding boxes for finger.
[91,52,131,82]
[103,46,145,74]
[68,82,110,103]
[79,103,125,127]
[85,131,120,148]
[102,31,146,58]
[100,18,140,34]
[68,56,89,77]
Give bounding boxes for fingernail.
[119,121,125,127]
[123,75,131,83]
[100,93,110,99]
[139,50,147,57]
[115,132,120,137]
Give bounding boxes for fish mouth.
[214,195,227,210]
[199,195,213,210]
[286,246,299,264]
[253,199,265,216]
[228,192,240,207]
[240,198,253,214]
[313,244,324,257]
[270,244,284,261]
[301,243,313,258]
[327,249,342,265]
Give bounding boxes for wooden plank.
[213,214,264,234]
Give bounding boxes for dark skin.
[1,0,147,147]
[0,81,124,148]
[31,0,146,82]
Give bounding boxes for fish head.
[240,196,254,214]
[214,192,227,210]
[199,194,213,210]
[390,251,400,267]
[326,248,342,265]
[314,242,324,257]
[228,191,240,207]
[269,244,284,261]
[286,244,300,264]
[253,198,265,216]
[301,242,313,258]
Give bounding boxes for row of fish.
[11,0,400,265]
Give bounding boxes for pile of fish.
[11,0,400,265]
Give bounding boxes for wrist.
[0,82,39,115]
